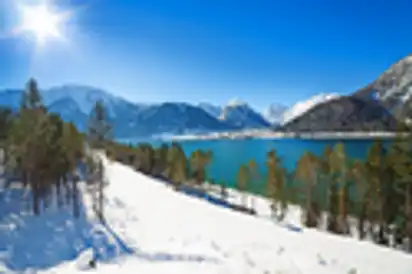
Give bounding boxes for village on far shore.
[171,129,404,141]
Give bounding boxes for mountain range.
[3,55,408,138]
[0,82,340,138]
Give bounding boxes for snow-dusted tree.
[87,100,112,221]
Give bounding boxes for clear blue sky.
[0,0,411,109]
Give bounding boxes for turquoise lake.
[120,138,389,193]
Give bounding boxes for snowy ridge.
[281,93,340,124]
[44,85,127,118]
[2,156,405,273]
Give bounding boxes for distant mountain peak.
[352,54,412,120]
[263,103,288,124]
[226,97,247,108]
[219,100,270,128]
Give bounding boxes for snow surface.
[2,156,412,273]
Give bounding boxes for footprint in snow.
[277,246,285,255]
[347,267,357,274]
[210,241,221,252]
[317,253,327,266]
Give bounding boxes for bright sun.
[13,2,71,46]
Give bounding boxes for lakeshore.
[171,130,404,141]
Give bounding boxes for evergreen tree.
[87,100,112,149]
[237,164,250,207]
[365,140,388,244]
[295,151,319,228]
[87,100,112,221]
[350,160,369,240]
[319,145,338,233]
[387,133,412,251]
[247,159,259,210]
[266,149,287,221]
[189,149,212,187]
[330,143,350,235]
[7,79,48,214]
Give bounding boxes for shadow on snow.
[0,182,220,271]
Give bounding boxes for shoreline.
[170,130,406,141]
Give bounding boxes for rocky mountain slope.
[280,56,412,132]
[219,100,271,128]
[280,94,340,125]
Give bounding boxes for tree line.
[106,141,213,191]
[234,137,412,253]
[106,129,412,252]
[0,79,111,220]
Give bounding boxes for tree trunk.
[358,202,366,240]
[338,175,348,235]
[63,174,71,205]
[72,174,79,218]
[31,173,40,215]
[56,177,62,208]
[98,161,104,221]
[305,183,313,227]
[405,183,412,252]
[43,186,50,210]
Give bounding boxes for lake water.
[120,138,388,194]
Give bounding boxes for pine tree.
[266,149,287,221]
[365,140,388,244]
[329,143,350,235]
[350,160,369,240]
[237,164,250,207]
[319,145,338,232]
[247,159,259,210]
[388,132,412,251]
[295,151,319,228]
[189,149,212,187]
[87,100,112,221]
[87,100,112,149]
[8,78,48,214]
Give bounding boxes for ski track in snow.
[0,156,412,273]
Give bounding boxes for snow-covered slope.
[281,93,340,124]
[263,103,288,124]
[3,157,407,273]
[219,99,271,128]
[197,103,222,118]
[44,85,129,117]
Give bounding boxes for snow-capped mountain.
[42,85,149,134]
[279,56,412,132]
[219,99,271,128]
[129,102,239,136]
[197,103,222,118]
[0,86,266,137]
[280,93,341,124]
[354,54,412,120]
[262,103,288,124]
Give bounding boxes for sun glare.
[13,2,71,47]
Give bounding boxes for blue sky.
[0,0,411,109]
